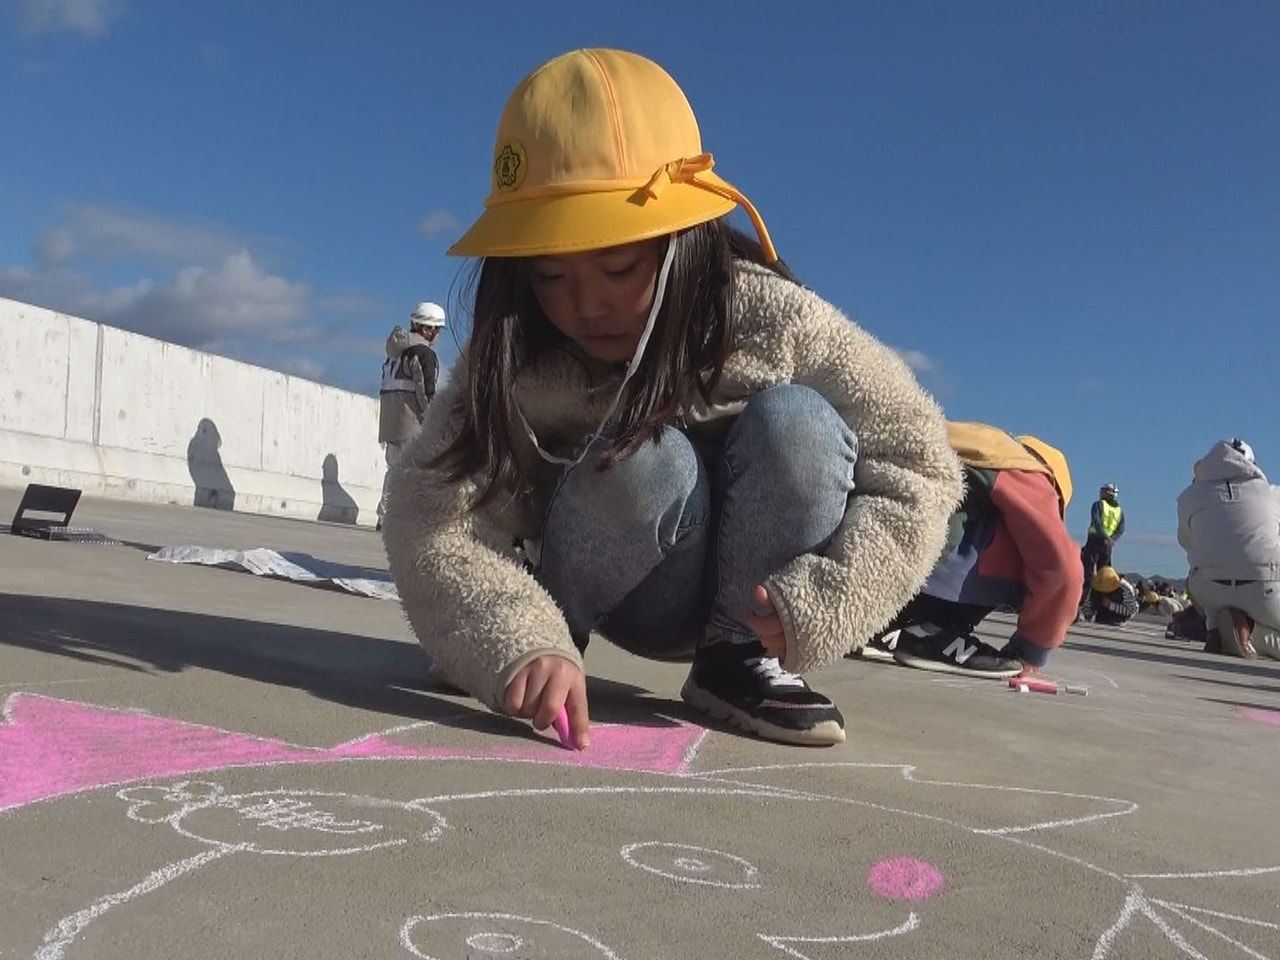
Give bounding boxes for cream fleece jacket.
[383,262,964,712]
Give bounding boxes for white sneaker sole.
[892,651,1021,679]
[681,678,846,746]
[856,645,897,663]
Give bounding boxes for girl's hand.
[746,585,787,660]
[1017,663,1039,678]
[503,656,591,750]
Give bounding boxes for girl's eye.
[532,272,564,284]
[604,262,637,278]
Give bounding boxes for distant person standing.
[1177,438,1280,660]
[1080,482,1124,601]
[378,301,444,530]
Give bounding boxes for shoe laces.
[746,657,806,688]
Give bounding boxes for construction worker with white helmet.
[377,301,445,529]
[1080,481,1125,610]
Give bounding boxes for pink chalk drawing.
[867,857,946,902]
[0,693,705,814]
[1237,706,1280,728]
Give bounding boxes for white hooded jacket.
[1177,441,1280,581]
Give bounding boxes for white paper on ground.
[146,546,399,601]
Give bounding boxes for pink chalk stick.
[552,706,575,750]
[1009,677,1058,695]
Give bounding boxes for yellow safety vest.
[1092,500,1122,538]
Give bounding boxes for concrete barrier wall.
[0,296,384,526]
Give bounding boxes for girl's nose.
[572,278,609,323]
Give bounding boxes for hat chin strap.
[517,237,678,468]
[641,152,780,264]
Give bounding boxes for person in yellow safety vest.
[1080,482,1124,605]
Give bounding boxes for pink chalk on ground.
[0,694,704,814]
[867,857,946,901]
[552,706,575,750]
[1238,706,1280,728]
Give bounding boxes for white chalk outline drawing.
[116,780,446,855]
[32,779,448,960]
[620,841,761,888]
[400,912,622,960]
[756,912,920,960]
[13,705,1279,959]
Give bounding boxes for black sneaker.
[847,629,898,663]
[892,623,1022,679]
[681,644,845,746]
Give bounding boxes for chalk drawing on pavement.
[4,693,1277,960]
[118,780,447,855]
[756,912,921,960]
[401,913,623,960]
[620,841,760,888]
[867,857,946,901]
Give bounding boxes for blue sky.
[2,0,1276,574]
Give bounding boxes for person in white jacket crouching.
[1177,438,1280,660]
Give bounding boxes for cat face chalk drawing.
[117,780,447,855]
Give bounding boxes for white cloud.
[17,0,119,37]
[893,347,935,373]
[890,345,953,397]
[41,205,246,266]
[90,250,309,343]
[0,250,306,347]
[419,210,459,236]
[0,205,386,396]
[34,228,74,268]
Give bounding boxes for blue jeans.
[537,384,857,661]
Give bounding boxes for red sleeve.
[988,469,1084,651]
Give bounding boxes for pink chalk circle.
[867,858,946,901]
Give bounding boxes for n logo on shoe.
[942,636,978,664]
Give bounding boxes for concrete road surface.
[2,490,1278,959]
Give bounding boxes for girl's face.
[529,239,662,362]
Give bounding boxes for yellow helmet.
[1092,567,1122,594]
[449,48,777,261]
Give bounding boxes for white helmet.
[409,301,446,328]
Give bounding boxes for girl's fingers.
[517,666,549,719]
[503,670,528,717]
[565,679,591,750]
[533,672,570,731]
[753,584,773,610]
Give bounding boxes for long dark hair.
[435,218,797,509]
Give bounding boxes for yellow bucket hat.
[1018,434,1074,515]
[1092,567,1122,594]
[448,48,778,261]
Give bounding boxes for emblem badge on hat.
[494,141,527,192]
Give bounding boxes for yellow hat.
[448,48,778,261]
[1018,434,1074,515]
[1092,567,1122,594]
